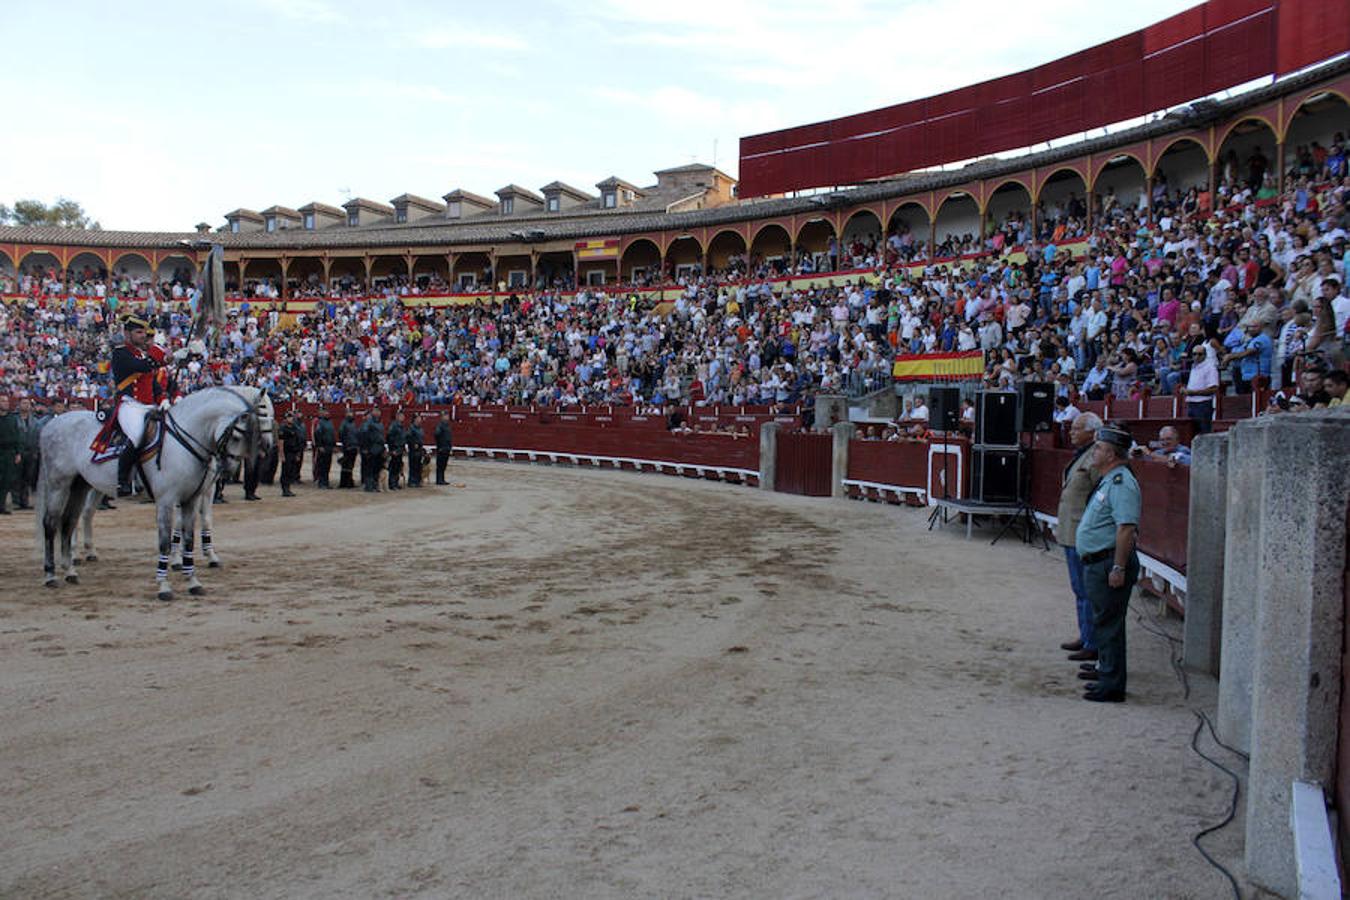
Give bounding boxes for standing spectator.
[1224,319,1273,393]
[1180,345,1220,434]
[1057,411,1102,663]
[1074,425,1142,704]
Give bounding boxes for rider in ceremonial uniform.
[111,315,169,496]
[1074,425,1142,704]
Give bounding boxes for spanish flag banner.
[575,239,619,260]
[892,350,985,381]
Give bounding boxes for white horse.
[79,453,237,570]
[36,386,275,600]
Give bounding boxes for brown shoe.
[1067,649,1098,661]
[1060,639,1084,652]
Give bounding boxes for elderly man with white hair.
[1056,410,1103,663]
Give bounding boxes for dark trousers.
[362,452,384,491]
[244,455,261,498]
[435,450,451,483]
[0,452,15,511]
[407,451,422,487]
[281,452,302,491]
[388,452,403,489]
[1187,400,1214,435]
[1084,552,1139,695]
[313,448,333,487]
[340,449,357,488]
[16,453,37,506]
[260,447,279,485]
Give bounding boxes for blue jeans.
[1065,546,1094,649]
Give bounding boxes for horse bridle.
[163,391,275,474]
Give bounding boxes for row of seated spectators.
[0,167,1346,412]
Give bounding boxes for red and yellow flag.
[892,351,985,381]
[575,239,619,260]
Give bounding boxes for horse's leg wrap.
[157,555,169,581]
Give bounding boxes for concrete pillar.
[758,422,779,492]
[1182,431,1229,676]
[831,422,855,499]
[814,393,848,430]
[1217,415,1273,753]
[1245,407,1350,897]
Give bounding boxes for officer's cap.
[1095,425,1133,450]
[123,315,150,332]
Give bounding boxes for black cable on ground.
[1129,598,1244,897]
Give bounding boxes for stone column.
[1182,432,1229,676]
[831,422,855,499]
[1245,407,1350,897]
[814,393,848,430]
[1217,415,1272,753]
[758,422,779,492]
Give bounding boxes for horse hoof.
[208,560,222,569]
[171,563,183,572]
[189,585,206,597]
[84,554,98,563]
[157,591,173,603]
[65,574,79,585]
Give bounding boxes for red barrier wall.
[739,0,1348,196]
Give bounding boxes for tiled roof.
[0,57,1343,255]
[442,189,495,208]
[342,197,395,215]
[225,208,263,221]
[595,176,644,194]
[540,181,594,200]
[298,201,345,216]
[495,184,544,203]
[261,205,301,218]
[390,193,445,211]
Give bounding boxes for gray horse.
[36,386,275,600]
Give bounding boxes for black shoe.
[1076,670,1099,681]
[435,480,447,485]
[99,499,116,510]
[1079,662,1098,672]
[244,494,260,502]
[0,509,10,515]
[16,503,31,510]
[1067,649,1098,661]
[1082,689,1125,703]
[213,496,228,504]
[281,490,295,497]
[1060,639,1083,652]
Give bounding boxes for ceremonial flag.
[892,351,985,381]
[575,239,619,260]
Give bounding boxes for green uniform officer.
[1073,425,1141,703]
[0,395,20,514]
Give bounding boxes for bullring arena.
[3,0,1350,896]
[1,462,1241,898]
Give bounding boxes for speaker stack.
[969,384,1050,506]
[927,386,961,432]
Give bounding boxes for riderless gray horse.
[36,386,275,600]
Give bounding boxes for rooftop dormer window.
[603,192,616,209]
[502,197,514,214]
[265,218,276,232]
[348,212,359,227]
[304,213,315,229]
[547,196,559,212]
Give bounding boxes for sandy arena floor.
[0,461,1247,899]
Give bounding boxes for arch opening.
[706,230,747,278]
[665,236,703,282]
[985,182,1032,253]
[1216,118,1278,199]
[841,210,883,268]
[933,194,979,258]
[886,202,930,263]
[1094,155,1147,222]
[620,239,661,286]
[1037,170,1088,243]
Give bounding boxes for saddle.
[90,407,164,465]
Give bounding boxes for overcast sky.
[1,0,1201,231]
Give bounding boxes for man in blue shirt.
[1074,425,1142,703]
[1225,319,1273,393]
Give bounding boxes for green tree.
[6,197,100,229]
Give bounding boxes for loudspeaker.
[928,387,960,431]
[975,391,1019,447]
[1018,382,1055,432]
[971,448,1023,505]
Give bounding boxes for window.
[265,218,276,233]
[230,220,240,233]
[457,272,476,290]
[507,270,528,288]
[547,197,560,212]
[347,212,359,227]
[603,192,616,208]
[303,213,315,230]
[447,201,461,218]
[501,197,514,214]
[396,209,407,223]
[622,189,634,203]
[587,270,606,286]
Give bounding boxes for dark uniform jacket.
[280,420,306,455]
[0,412,20,452]
[385,421,406,454]
[313,418,337,450]
[434,421,454,451]
[358,419,385,454]
[405,424,423,455]
[110,345,166,402]
[339,418,358,450]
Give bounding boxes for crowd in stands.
[1,138,1347,415]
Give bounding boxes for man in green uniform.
[404,412,424,488]
[433,412,453,484]
[385,413,405,491]
[1074,425,1142,703]
[338,409,359,489]
[0,394,21,515]
[278,409,305,497]
[15,398,42,509]
[358,411,385,493]
[312,411,336,488]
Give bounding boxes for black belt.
[1079,548,1114,564]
